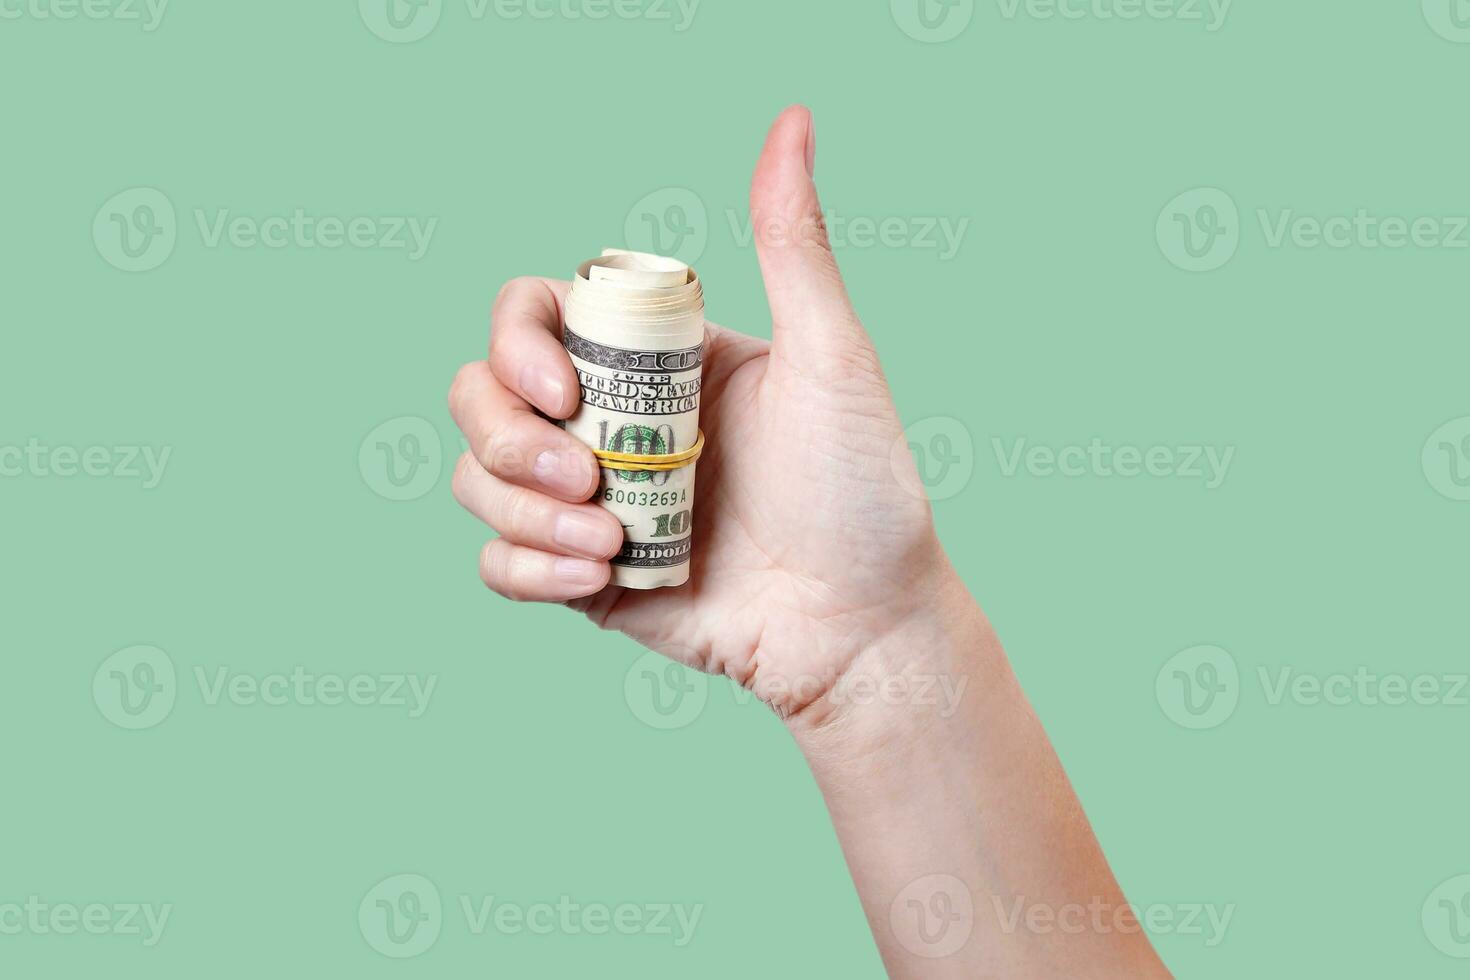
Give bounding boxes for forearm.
[788,568,1171,979]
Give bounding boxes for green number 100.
[652,510,692,538]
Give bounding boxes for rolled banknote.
[562,249,705,589]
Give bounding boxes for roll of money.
[563,249,705,590]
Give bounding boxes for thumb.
[750,106,866,366]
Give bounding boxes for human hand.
[449,105,962,723]
[451,105,1172,979]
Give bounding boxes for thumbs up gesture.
[449,105,947,720]
[448,105,1172,980]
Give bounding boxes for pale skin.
[449,106,1173,978]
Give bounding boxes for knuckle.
[504,547,539,600]
[500,484,545,533]
[479,540,521,600]
[498,578,530,602]
[488,280,526,357]
[478,539,499,581]
[480,416,531,483]
[800,207,833,252]
[491,276,536,322]
[448,361,482,416]
[486,333,515,376]
[450,452,479,503]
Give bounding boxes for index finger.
[488,276,579,419]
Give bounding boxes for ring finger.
[453,453,624,561]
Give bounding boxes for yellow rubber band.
[593,430,705,472]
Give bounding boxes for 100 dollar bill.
[562,250,705,590]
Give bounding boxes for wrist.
[783,556,1003,764]
[775,555,1174,979]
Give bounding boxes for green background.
[3,0,1468,976]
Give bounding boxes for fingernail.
[533,449,594,497]
[554,511,623,560]
[554,557,606,587]
[804,111,816,177]
[520,364,567,416]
